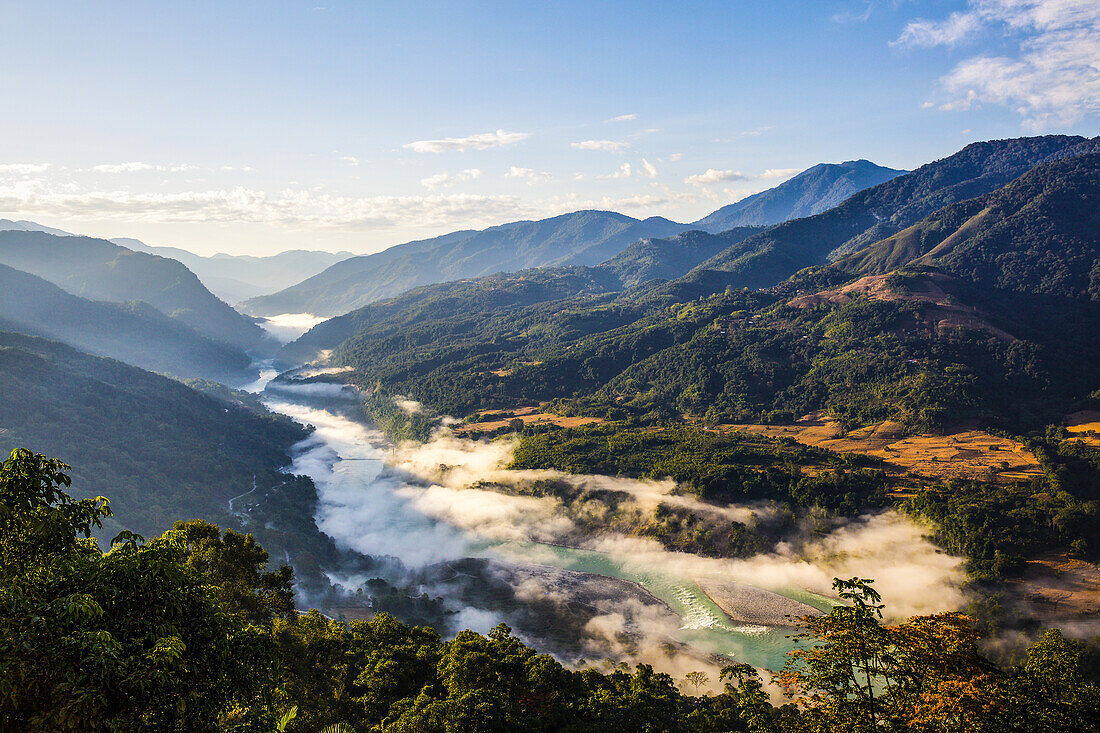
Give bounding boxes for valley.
[5,131,1100,730]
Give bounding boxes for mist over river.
[243,367,964,674]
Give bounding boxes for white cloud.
[640,158,658,178]
[504,166,553,183]
[893,11,982,47]
[571,139,631,152]
[0,176,529,232]
[739,126,774,137]
[90,162,197,173]
[897,0,1100,128]
[607,113,638,122]
[420,168,483,190]
[684,168,747,186]
[404,129,530,153]
[760,167,801,179]
[597,162,633,179]
[668,153,684,162]
[0,163,52,175]
[339,156,361,166]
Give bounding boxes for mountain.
[0,218,74,236]
[0,230,267,351]
[281,266,623,364]
[0,263,250,379]
[836,152,1100,301]
[692,160,907,232]
[597,226,766,288]
[676,135,1092,293]
[239,211,688,317]
[111,237,354,304]
[0,330,308,541]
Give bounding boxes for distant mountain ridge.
[692,160,907,232]
[0,262,250,379]
[0,230,267,351]
[111,237,354,304]
[238,210,689,317]
[674,135,1093,294]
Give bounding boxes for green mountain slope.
[0,230,267,351]
[0,263,250,379]
[677,135,1091,294]
[282,266,623,364]
[239,211,687,317]
[692,160,906,232]
[0,331,308,541]
[597,227,765,288]
[837,152,1100,301]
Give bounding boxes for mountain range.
[690,159,906,232]
[0,263,250,379]
[239,159,900,318]
[0,230,266,352]
[280,134,1100,433]
[111,237,354,304]
[0,220,354,305]
[671,135,1093,294]
[237,211,688,317]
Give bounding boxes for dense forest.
[274,139,1100,595]
[5,448,1100,732]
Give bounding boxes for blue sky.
[0,0,1096,255]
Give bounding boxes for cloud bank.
[405,129,531,153]
[896,0,1100,128]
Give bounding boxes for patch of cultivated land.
[717,411,1043,484]
[1006,553,1100,637]
[455,403,604,434]
[1066,410,1100,447]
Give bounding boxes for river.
[254,379,831,671]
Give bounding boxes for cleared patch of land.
[717,411,1042,484]
[1006,553,1100,637]
[1066,410,1100,447]
[787,272,1016,342]
[455,403,604,434]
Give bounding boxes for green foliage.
[0,331,309,542]
[511,423,889,511]
[7,451,1100,732]
[0,449,279,732]
[907,434,1100,581]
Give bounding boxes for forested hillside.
[598,227,766,287]
[0,231,267,350]
[0,331,305,542]
[0,263,250,379]
[240,211,687,317]
[677,135,1091,294]
[837,152,1100,300]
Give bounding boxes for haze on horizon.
[1,0,1097,257]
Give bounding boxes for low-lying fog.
[258,379,967,683]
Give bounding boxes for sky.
[0,0,1097,256]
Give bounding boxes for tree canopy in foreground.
[2,448,1098,732]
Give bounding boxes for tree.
[776,577,895,732]
[0,448,279,732]
[173,519,295,624]
[683,670,709,696]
